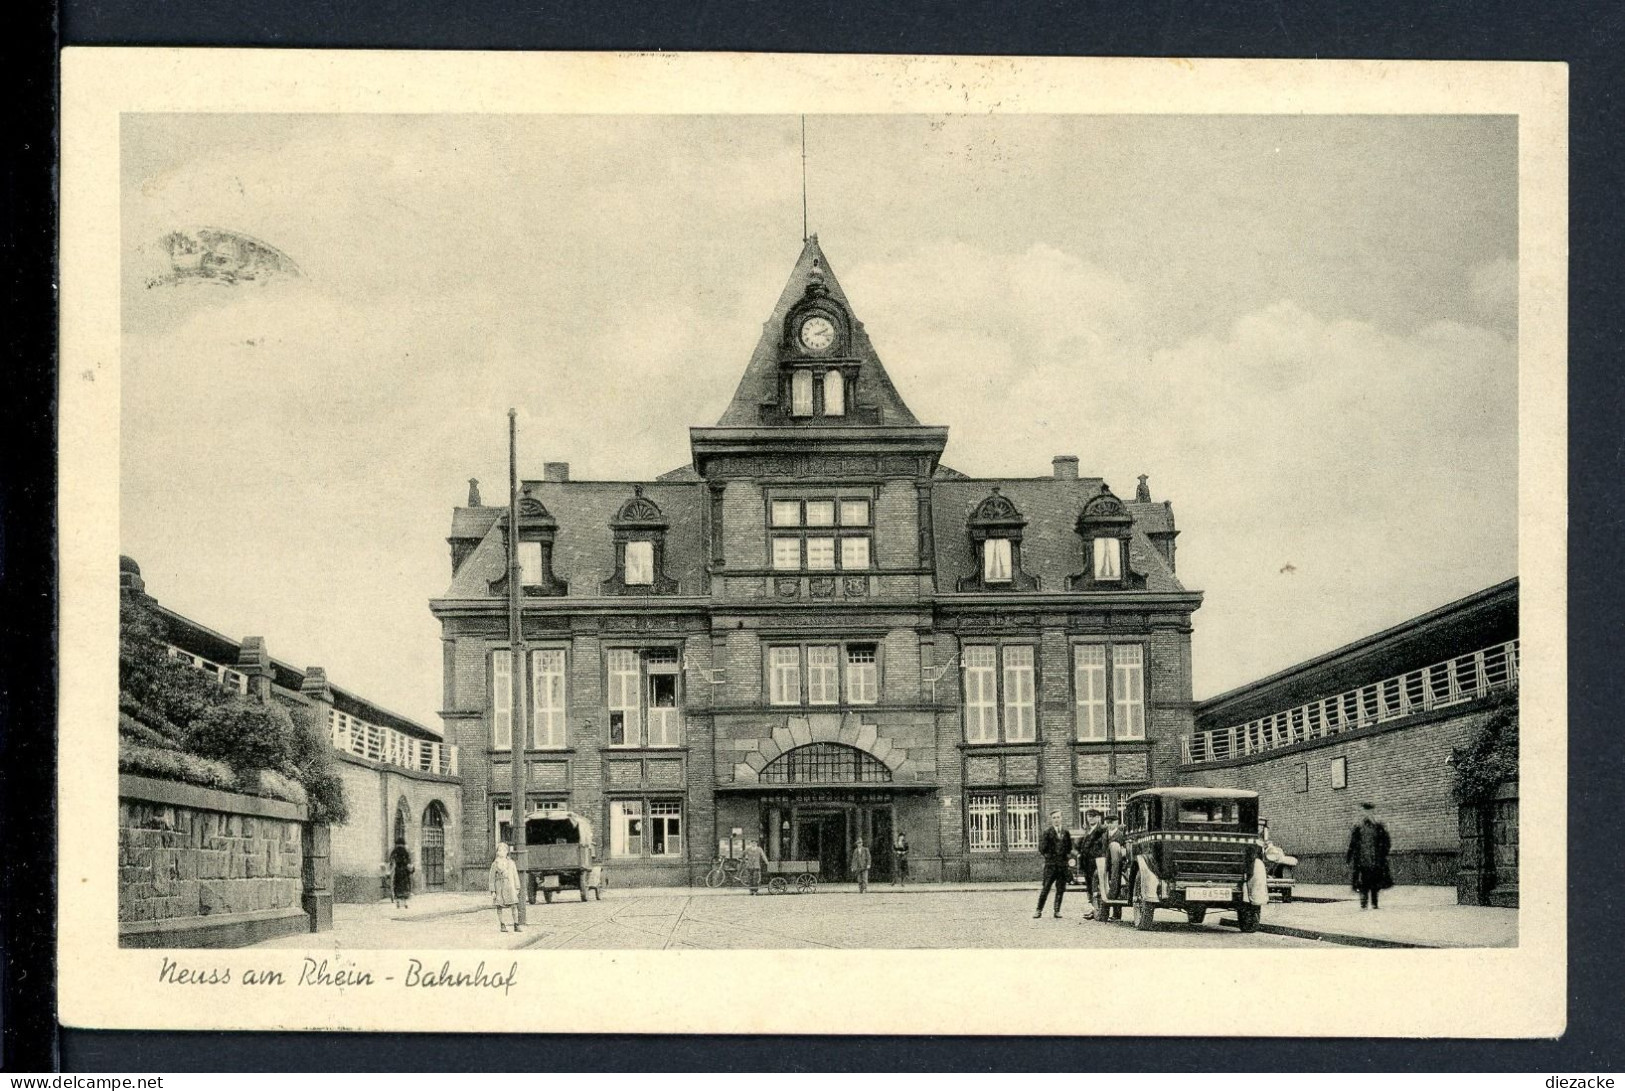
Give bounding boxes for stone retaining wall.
[118,774,330,947]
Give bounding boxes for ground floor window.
[1075,791,1120,824]
[610,797,684,859]
[967,790,1041,853]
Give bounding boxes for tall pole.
[507,409,530,927]
[801,115,808,242]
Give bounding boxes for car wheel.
[1186,907,1207,925]
[1133,886,1156,932]
[1237,903,1262,933]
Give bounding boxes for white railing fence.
[329,708,459,776]
[1183,639,1518,765]
[165,645,250,695]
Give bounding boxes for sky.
[120,113,1519,730]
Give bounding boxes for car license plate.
[1184,885,1232,902]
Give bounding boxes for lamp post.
[507,408,531,928]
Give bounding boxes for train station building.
[431,237,1202,888]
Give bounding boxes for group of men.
[1035,807,1124,920]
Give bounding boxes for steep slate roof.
[442,481,707,600]
[931,477,1186,594]
[715,235,922,428]
[449,506,502,540]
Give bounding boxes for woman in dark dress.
[389,837,414,909]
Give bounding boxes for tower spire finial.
[801,115,809,243]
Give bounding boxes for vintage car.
[519,808,607,904]
[1092,787,1270,932]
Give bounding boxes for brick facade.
[433,238,1200,887]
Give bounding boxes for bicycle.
[703,856,748,888]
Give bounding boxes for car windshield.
[1176,800,1241,826]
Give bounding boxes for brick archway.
[732,712,919,785]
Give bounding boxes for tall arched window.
[823,369,845,416]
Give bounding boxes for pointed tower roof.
[714,236,922,427]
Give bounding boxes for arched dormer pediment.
[610,486,668,530]
[960,487,1038,591]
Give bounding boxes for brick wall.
[118,775,318,947]
[1180,704,1494,884]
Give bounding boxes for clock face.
[798,315,836,353]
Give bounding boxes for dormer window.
[984,538,1013,583]
[959,488,1038,592]
[1093,537,1122,581]
[625,540,655,586]
[1070,484,1146,590]
[489,490,567,597]
[603,487,679,595]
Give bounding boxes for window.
[611,798,682,858]
[1177,799,1241,826]
[791,370,814,416]
[1077,791,1116,824]
[518,540,544,586]
[531,648,567,748]
[807,645,840,705]
[968,791,1040,853]
[492,650,513,750]
[1094,537,1123,581]
[1331,756,1348,790]
[608,648,683,747]
[1004,792,1040,851]
[769,646,801,705]
[967,794,1001,853]
[624,540,654,586]
[648,800,682,856]
[962,643,1038,744]
[983,538,1012,583]
[963,645,998,743]
[764,496,874,571]
[646,649,682,748]
[845,645,878,704]
[823,369,845,416]
[1112,645,1145,740]
[610,800,643,857]
[806,537,836,571]
[768,642,883,707]
[772,538,802,571]
[760,743,892,784]
[840,537,871,570]
[1002,645,1036,742]
[1074,645,1107,741]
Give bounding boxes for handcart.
[764,859,819,894]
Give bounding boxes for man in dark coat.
[1346,802,1393,909]
[1034,810,1073,919]
[1076,808,1109,919]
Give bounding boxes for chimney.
[544,462,570,482]
[1052,455,1079,480]
[467,477,482,507]
[119,555,146,596]
[1136,474,1151,503]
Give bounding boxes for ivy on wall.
[1450,692,1518,806]
[119,594,349,823]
